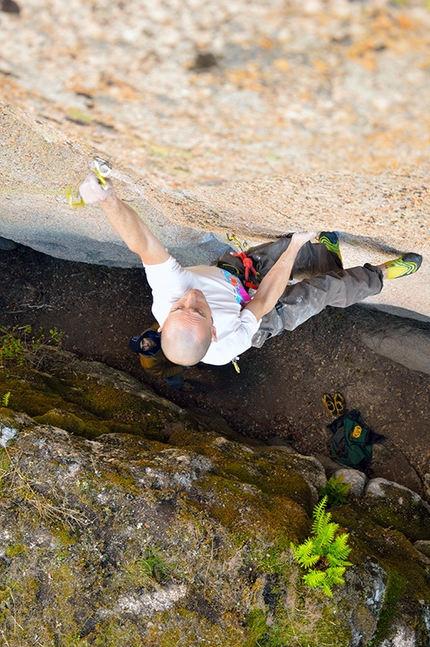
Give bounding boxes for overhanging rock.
[1,103,429,320]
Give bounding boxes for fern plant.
[318,475,351,507]
[291,495,352,596]
[1,392,11,407]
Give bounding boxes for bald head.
[161,318,212,366]
[159,289,217,366]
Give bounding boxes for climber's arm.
[244,231,317,321]
[79,173,169,265]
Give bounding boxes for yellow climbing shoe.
[322,393,336,416]
[333,392,346,416]
[384,253,422,279]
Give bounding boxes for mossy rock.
[1,349,430,645]
[197,472,309,544]
[171,430,315,512]
[361,478,430,542]
[0,359,185,443]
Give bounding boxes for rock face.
[362,326,430,375]
[0,349,429,646]
[1,0,430,320]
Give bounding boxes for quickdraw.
[226,233,249,252]
[231,357,241,373]
[67,157,112,208]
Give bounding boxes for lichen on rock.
[0,351,429,646]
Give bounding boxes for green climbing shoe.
[384,253,422,279]
[318,231,342,264]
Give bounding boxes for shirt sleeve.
[201,308,260,366]
[143,256,194,324]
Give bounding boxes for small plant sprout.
[1,392,11,407]
[0,325,64,372]
[318,475,351,507]
[290,495,352,596]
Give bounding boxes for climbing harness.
[231,250,260,290]
[222,235,260,291]
[67,157,112,208]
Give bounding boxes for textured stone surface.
[362,327,430,375]
[0,0,429,319]
[364,477,430,541]
[0,349,430,645]
[332,468,367,497]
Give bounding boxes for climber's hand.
[79,172,113,204]
[291,231,318,246]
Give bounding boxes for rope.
[231,251,260,290]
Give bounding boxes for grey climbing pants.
[216,236,383,348]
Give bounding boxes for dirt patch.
[1,244,429,498]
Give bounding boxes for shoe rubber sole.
[322,393,336,416]
[384,253,422,279]
[333,392,345,416]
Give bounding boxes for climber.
[78,172,423,368]
[129,325,194,392]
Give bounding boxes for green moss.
[125,546,174,585]
[245,608,267,647]
[170,432,313,515]
[197,473,309,546]
[34,409,102,436]
[358,494,430,542]
[62,635,90,647]
[221,456,313,509]
[332,505,430,570]
[4,543,26,558]
[263,594,350,647]
[0,448,11,494]
[90,621,143,647]
[372,571,407,643]
[104,470,139,495]
[0,365,179,443]
[170,427,212,447]
[52,526,78,547]
[242,586,352,647]
[0,371,65,417]
[146,608,246,647]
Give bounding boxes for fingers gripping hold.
[291,231,318,246]
[78,171,113,204]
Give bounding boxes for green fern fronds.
[1,392,11,407]
[290,538,320,568]
[318,475,351,506]
[312,520,338,553]
[303,570,327,589]
[312,495,329,523]
[291,496,352,596]
[325,566,347,584]
[328,534,352,564]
